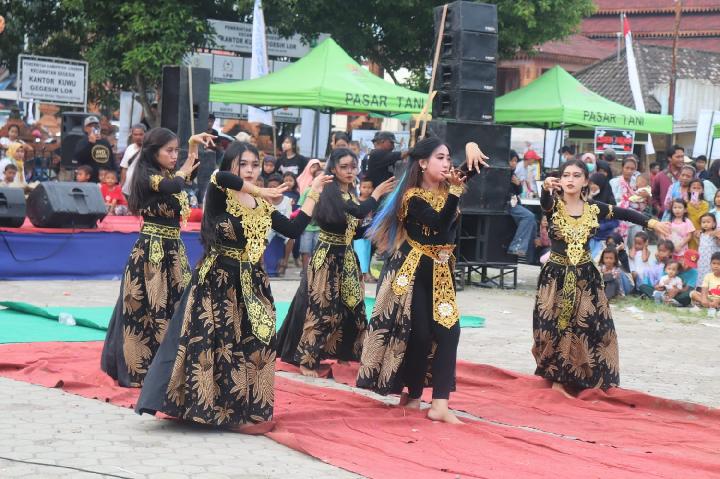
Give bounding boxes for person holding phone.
[74,115,116,182]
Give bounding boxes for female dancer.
[101,128,206,387]
[277,148,395,377]
[136,141,331,429]
[356,137,487,424]
[533,159,670,398]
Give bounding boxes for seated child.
[599,248,626,299]
[652,260,684,306]
[75,165,93,183]
[690,251,720,317]
[675,249,699,306]
[1,163,18,186]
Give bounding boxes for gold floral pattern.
[101,175,190,388]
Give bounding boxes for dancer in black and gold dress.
[356,137,487,424]
[101,128,205,387]
[136,141,331,429]
[277,148,396,377]
[533,159,670,397]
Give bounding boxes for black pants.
[403,258,460,400]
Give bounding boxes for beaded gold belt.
[141,222,184,267]
[141,222,181,239]
[312,228,362,309]
[547,251,592,331]
[548,251,591,266]
[318,230,350,246]
[392,238,458,328]
[198,244,274,345]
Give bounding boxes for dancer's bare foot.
[427,399,463,424]
[300,365,319,378]
[552,381,574,399]
[398,392,421,409]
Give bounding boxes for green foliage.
[2,0,595,117]
[239,0,595,85]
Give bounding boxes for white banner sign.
[18,55,87,107]
[209,19,327,58]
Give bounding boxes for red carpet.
[2,342,719,479]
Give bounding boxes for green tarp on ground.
[210,38,427,114]
[494,66,673,134]
[0,300,484,344]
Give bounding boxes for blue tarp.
[0,231,203,280]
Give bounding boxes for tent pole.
[542,127,548,172]
[313,108,320,157]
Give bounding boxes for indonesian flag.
[247,0,274,126]
[624,15,655,154]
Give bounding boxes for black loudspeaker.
[433,2,498,123]
[440,31,498,63]
[424,120,511,213]
[456,213,517,265]
[0,187,26,228]
[26,182,107,228]
[161,66,211,147]
[60,112,91,166]
[438,60,496,93]
[425,121,511,168]
[433,90,495,123]
[434,1,498,34]
[462,167,512,214]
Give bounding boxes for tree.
[1,0,237,124]
[238,0,595,89]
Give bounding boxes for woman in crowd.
[296,158,322,194]
[356,137,488,424]
[533,160,669,398]
[101,128,206,387]
[277,148,395,377]
[276,135,308,176]
[136,141,332,430]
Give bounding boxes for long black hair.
[367,137,450,252]
[313,148,358,226]
[200,141,260,253]
[128,127,177,214]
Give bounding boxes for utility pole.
[667,0,682,149]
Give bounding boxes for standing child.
[628,231,654,289]
[353,178,375,283]
[667,198,695,260]
[687,179,709,250]
[652,260,684,306]
[709,190,720,225]
[264,173,294,276]
[690,251,720,316]
[75,165,93,183]
[1,164,18,186]
[280,172,300,271]
[694,213,720,283]
[626,174,652,245]
[599,248,625,299]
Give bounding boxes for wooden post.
[667,0,682,147]
[420,3,448,140]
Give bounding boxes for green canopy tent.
[210,38,427,154]
[495,66,673,167]
[495,66,672,133]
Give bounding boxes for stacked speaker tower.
[431,1,517,267]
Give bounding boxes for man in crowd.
[363,131,406,187]
[74,116,115,182]
[695,155,709,180]
[652,144,685,217]
[559,145,575,163]
[119,123,146,197]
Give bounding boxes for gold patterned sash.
[392,238,459,328]
[548,251,592,331]
[198,244,275,345]
[141,222,181,266]
[312,219,362,309]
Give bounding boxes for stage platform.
[0,216,203,280]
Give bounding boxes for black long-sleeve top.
[315,193,378,237]
[540,187,651,256]
[210,172,311,249]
